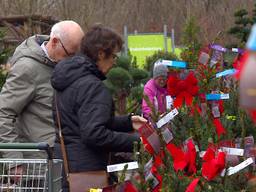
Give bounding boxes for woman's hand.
[131,115,147,131]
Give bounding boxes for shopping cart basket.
[0,142,62,192]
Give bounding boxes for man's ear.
[51,37,59,48]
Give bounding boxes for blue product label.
[206,94,230,100]
[161,60,187,68]
[216,69,237,78]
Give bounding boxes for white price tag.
[221,157,254,176]
[195,145,199,152]
[107,161,138,173]
[156,108,178,128]
[166,95,173,110]
[199,151,206,158]
[232,48,238,52]
[220,94,229,100]
[220,147,244,156]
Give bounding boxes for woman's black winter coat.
[51,54,140,173]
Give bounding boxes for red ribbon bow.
[202,147,226,181]
[166,140,197,174]
[167,72,199,108]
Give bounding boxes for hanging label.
[231,48,244,53]
[199,151,206,158]
[221,157,254,176]
[166,95,173,110]
[161,126,173,144]
[216,69,237,78]
[156,108,179,128]
[198,52,210,65]
[90,189,102,192]
[144,158,153,176]
[200,103,207,117]
[210,44,227,52]
[107,161,139,173]
[244,136,255,157]
[220,147,244,156]
[210,59,218,67]
[145,172,159,189]
[161,60,187,68]
[212,105,220,118]
[232,48,239,52]
[139,124,161,154]
[206,94,229,100]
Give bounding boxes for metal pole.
[124,25,128,56]
[164,25,168,53]
[48,159,53,192]
[171,28,175,53]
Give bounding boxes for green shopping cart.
[0,143,62,192]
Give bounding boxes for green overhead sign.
[128,34,181,67]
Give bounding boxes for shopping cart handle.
[0,142,53,159]
[0,142,50,150]
[37,142,50,150]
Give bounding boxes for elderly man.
[0,20,84,163]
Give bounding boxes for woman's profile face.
[96,47,119,75]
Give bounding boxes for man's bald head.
[50,20,84,51]
[46,20,84,62]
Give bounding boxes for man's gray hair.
[50,20,79,43]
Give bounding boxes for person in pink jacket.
[142,62,168,119]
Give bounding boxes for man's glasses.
[59,39,72,56]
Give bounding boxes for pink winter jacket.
[142,79,168,119]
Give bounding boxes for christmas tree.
[98,38,256,192]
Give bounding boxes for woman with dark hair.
[51,25,146,191]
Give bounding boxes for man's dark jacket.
[51,54,140,173]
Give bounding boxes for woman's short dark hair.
[81,24,123,62]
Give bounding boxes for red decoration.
[167,72,199,108]
[166,140,197,174]
[185,178,200,192]
[124,181,138,192]
[202,147,226,181]
[186,140,197,174]
[154,152,164,168]
[213,118,226,137]
[167,143,187,171]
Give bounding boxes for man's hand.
[131,115,147,131]
[10,165,23,183]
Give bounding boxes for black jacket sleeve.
[78,81,140,152]
[110,115,133,132]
